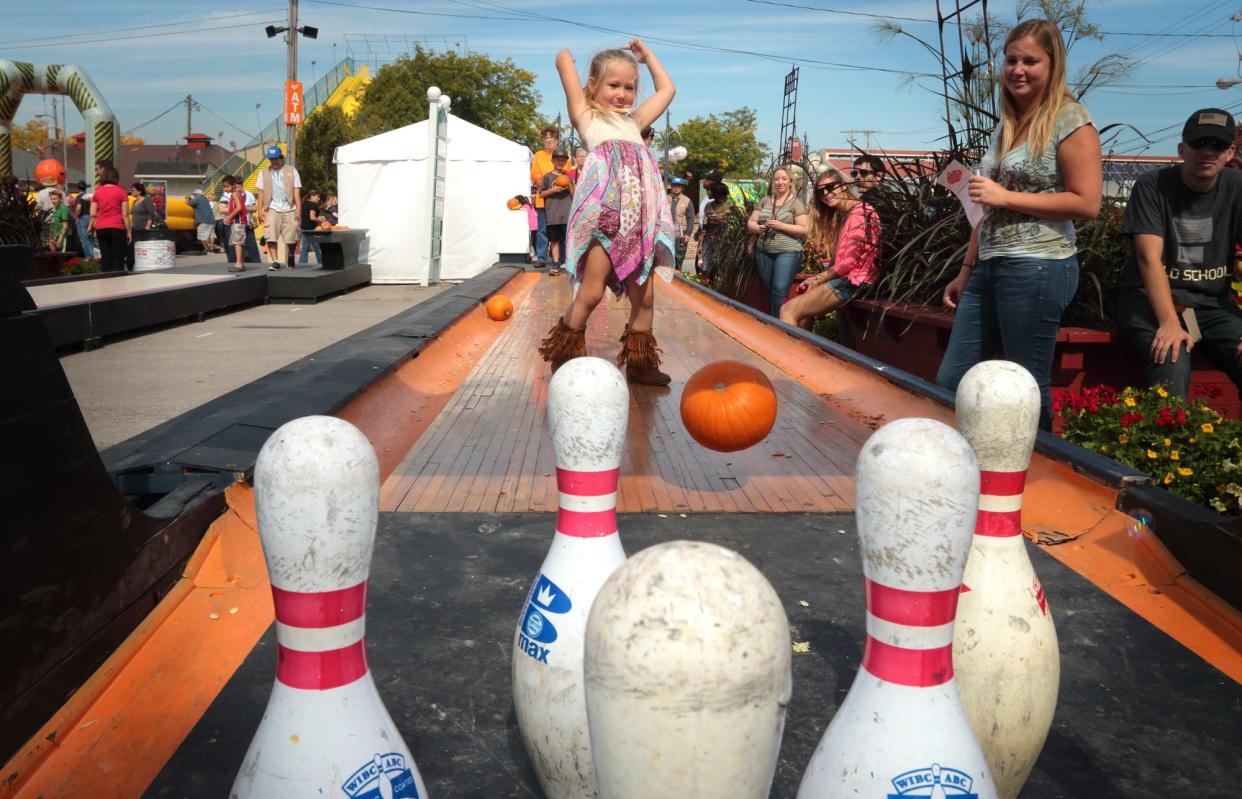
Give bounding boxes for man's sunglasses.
[1187,138,1232,153]
[850,168,875,177]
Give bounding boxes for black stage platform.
[148,512,1242,799]
[32,261,372,349]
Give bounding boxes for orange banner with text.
[284,81,304,125]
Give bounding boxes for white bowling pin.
[584,540,791,798]
[953,361,1059,799]
[232,416,428,799]
[798,418,998,799]
[513,357,629,799]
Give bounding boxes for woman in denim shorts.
[937,19,1103,430]
[780,166,882,329]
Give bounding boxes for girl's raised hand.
[628,39,651,63]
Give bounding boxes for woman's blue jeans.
[755,249,803,317]
[936,255,1079,431]
[299,232,322,264]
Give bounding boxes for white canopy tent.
[335,114,531,284]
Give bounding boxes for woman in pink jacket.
[779,166,882,329]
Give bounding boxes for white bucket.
[133,238,177,272]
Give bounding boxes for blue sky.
[5,0,1241,159]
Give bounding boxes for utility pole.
[57,97,66,171]
[842,129,881,150]
[185,95,193,139]
[287,0,300,166]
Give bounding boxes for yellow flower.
[1163,472,1174,484]
[1124,397,1137,407]
[1170,451,1180,461]
[1202,423,1215,434]
[1147,449,1158,459]
[1178,467,1193,477]
[1163,438,1171,447]
[1118,434,1129,444]
[1156,386,1168,398]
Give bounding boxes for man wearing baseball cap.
[255,144,303,269]
[667,177,697,271]
[1117,107,1242,398]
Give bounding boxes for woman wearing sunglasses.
[747,165,809,316]
[936,18,1102,430]
[779,167,881,329]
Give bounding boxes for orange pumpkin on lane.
[680,361,778,452]
[485,295,514,321]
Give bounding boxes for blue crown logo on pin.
[887,764,978,798]
[341,752,421,798]
[517,573,573,660]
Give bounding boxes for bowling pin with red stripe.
[585,540,792,798]
[953,361,1059,799]
[232,416,428,799]
[513,356,629,799]
[798,418,997,799]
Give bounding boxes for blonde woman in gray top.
[747,165,808,316]
[936,18,1102,430]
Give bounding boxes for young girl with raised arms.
[537,40,677,385]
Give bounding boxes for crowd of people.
[31,144,339,274]
[528,20,1242,427]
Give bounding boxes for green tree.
[671,108,769,182]
[353,47,543,148]
[297,104,355,196]
[10,119,48,154]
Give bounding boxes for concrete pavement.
[59,251,451,452]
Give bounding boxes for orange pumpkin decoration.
[680,361,777,452]
[485,294,514,321]
[35,159,66,186]
[555,175,570,188]
[507,197,522,210]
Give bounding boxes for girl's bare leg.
[564,242,612,329]
[779,284,846,329]
[622,272,656,332]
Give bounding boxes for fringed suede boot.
[538,319,587,373]
[616,326,671,386]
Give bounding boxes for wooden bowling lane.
[380,272,870,515]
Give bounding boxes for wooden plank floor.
[380,274,875,513]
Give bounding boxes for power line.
[431,0,941,77]
[743,0,935,24]
[1097,29,1233,37]
[304,0,528,20]
[197,101,259,142]
[125,99,188,134]
[0,10,283,47]
[2,20,287,50]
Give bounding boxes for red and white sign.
[284,80,304,125]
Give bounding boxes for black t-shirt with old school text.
[1121,166,1242,309]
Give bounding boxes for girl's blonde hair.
[806,166,855,261]
[998,19,1075,158]
[584,49,640,116]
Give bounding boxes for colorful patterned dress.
[567,110,675,296]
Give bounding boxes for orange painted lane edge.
[662,277,1242,683]
[2,271,538,798]
[338,271,540,481]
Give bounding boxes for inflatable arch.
[0,60,118,180]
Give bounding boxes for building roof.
[133,161,213,177]
[36,139,234,187]
[9,149,87,184]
